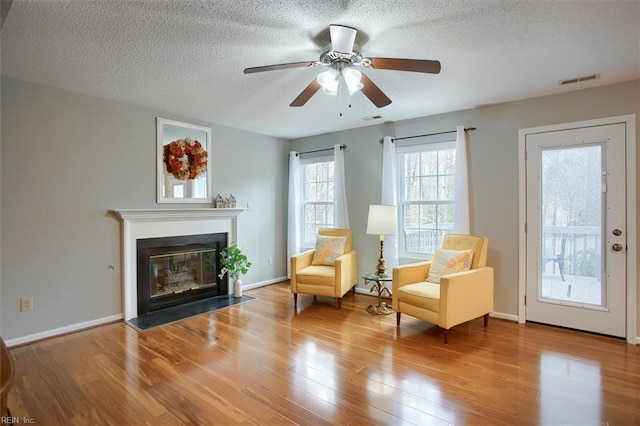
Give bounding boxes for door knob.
[612,243,623,252]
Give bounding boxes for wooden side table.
[362,273,394,315]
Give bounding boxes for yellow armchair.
[290,228,358,309]
[392,234,494,343]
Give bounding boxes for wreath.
[163,138,208,180]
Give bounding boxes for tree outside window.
[301,157,335,247]
[398,142,456,256]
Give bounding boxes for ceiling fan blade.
[290,79,321,107]
[367,58,441,74]
[330,24,357,53]
[244,61,316,74]
[360,74,392,108]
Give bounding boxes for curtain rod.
[378,127,477,144]
[296,144,346,156]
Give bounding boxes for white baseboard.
[490,312,519,322]
[243,276,288,291]
[5,314,123,348]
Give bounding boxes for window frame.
[396,140,457,260]
[300,154,335,250]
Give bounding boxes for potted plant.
[219,244,252,297]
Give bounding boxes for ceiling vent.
[560,73,600,86]
[361,115,383,121]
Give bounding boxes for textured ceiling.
[2,0,639,139]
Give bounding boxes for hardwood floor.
[7,282,640,425]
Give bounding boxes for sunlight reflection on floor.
[292,341,338,406]
[539,352,601,424]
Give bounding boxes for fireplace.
[136,233,227,315]
[112,208,245,321]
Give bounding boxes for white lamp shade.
[342,68,363,95]
[317,69,339,95]
[317,67,363,96]
[366,204,397,236]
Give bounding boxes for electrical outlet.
[268,257,273,266]
[20,297,33,312]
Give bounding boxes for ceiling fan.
[243,25,441,108]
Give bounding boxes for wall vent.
[560,73,600,85]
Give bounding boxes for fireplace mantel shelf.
[113,208,246,221]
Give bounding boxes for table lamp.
[366,204,398,277]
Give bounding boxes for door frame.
[518,115,637,344]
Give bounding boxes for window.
[397,141,456,257]
[301,156,335,247]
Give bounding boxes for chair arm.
[438,267,494,329]
[392,261,431,292]
[335,250,358,296]
[391,261,432,311]
[290,250,314,293]
[291,250,314,273]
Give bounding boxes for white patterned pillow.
[427,249,474,283]
[311,235,347,266]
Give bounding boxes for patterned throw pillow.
[427,248,474,284]
[311,235,347,266]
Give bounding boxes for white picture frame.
[157,117,212,204]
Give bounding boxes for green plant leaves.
[219,245,252,280]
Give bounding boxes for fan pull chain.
[338,76,345,117]
[338,75,352,117]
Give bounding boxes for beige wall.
[0,77,289,341]
[290,79,640,334]
[2,76,638,342]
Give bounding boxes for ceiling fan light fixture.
[317,67,363,97]
[343,68,363,95]
[317,69,339,95]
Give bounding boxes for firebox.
[136,233,227,316]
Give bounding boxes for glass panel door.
[540,145,604,307]
[525,123,626,338]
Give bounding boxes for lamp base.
[367,302,394,315]
[375,239,387,277]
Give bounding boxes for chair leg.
[337,298,341,309]
[484,313,489,328]
[396,312,401,326]
[443,328,449,344]
[293,293,297,308]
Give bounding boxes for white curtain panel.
[287,151,302,278]
[381,136,399,270]
[453,125,470,234]
[334,144,350,228]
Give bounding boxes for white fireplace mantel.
[112,208,245,320]
[114,208,246,221]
